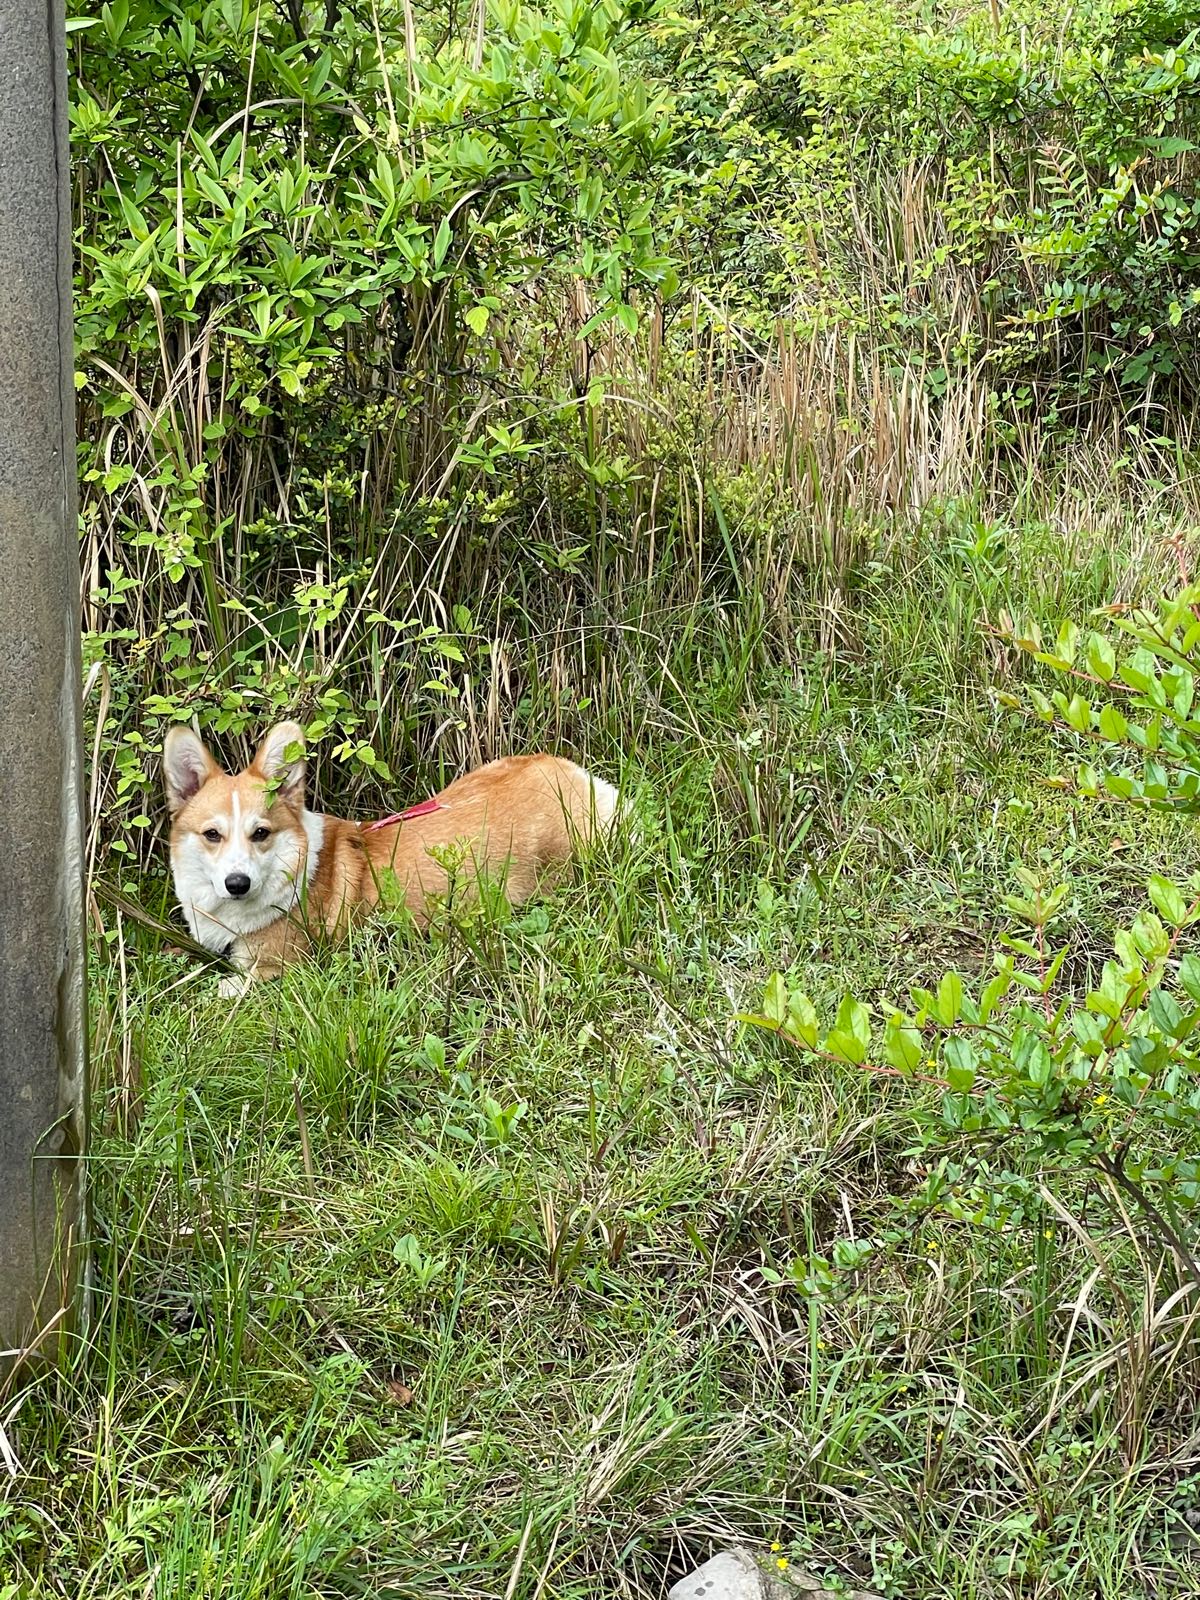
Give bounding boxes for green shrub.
[667,0,1200,392]
[748,586,1200,1287]
[73,0,685,857]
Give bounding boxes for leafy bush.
[73,0,685,857]
[749,871,1200,1279]
[748,586,1200,1286]
[672,0,1200,393]
[1003,585,1200,813]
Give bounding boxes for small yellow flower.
[776,1558,790,1572]
[925,1240,939,1252]
[1043,1229,1054,1239]
[1093,1093,1109,1107]
[771,1543,782,1554]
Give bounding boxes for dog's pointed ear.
[163,726,218,815]
[252,720,307,805]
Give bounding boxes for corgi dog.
[163,721,618,995]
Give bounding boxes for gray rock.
[669,1549,776,1600]
[668,1547,885,1600]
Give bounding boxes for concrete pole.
[0,0,88,1365]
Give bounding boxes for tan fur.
[165,724,617,987]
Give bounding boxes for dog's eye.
[250,826,271,843]
[202,828,221,844]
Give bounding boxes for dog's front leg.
[217,937,257,999]
[217,919,307,997]
[216,950,282,999]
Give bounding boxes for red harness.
[361,797,448,834]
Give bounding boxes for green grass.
[7,520,1200,1599]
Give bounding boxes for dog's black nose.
[224,873,251,898]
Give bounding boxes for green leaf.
[1148,987,1185,1037]
[1180,954,1200,1003]
[1029,688,1054,720]
[1087,960,1127,1020]
[979,960,1014,1022]
[1133,908,1171,960]
[1024,1040,1053,1088]
[935,971,963,1026]
[826,995,871,1065]
[883,1015,923,1075]
[1064,693,1092,733]
[1149,875,1189,928]
[1054,619,1080,667]
[1141,135,1198,156]
[785,991,819,1048]
[1120,648,1161,698]
[1086,635,1116,681]
[763,973,788,1027]
[464,304,491,336]
[432,216,452,270]
[943,1036,976,1093]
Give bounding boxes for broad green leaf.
[1148,875,1189,928]
[785,991,819,1048]
[826,995,871,1064]
[1086,635,1116,681]
[1064,694,1091,733]
[763,972,788,1027]
[1029,688,1054,720]
[1170,671,1195,719]
[979,961,1014,1022]
[373,150,396,205]
[1148,987,1185,1037]
[1024,1040,1053,1088]
[433,216,452,269]
[1180,954,1200,1003]
[1119,648,1158,694]
[883,1015,922,1074]
[943,1037,977,1093]
[1131,908,1170,958]
[1142,134,1198,156]
[935,971,963,1026]
[1053,619,1080,667]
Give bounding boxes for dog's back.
[356,754,619,923]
